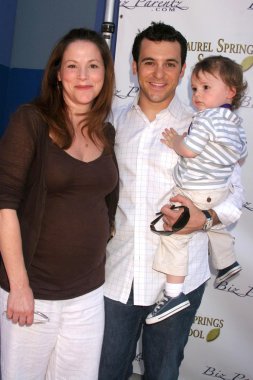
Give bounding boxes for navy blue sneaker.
[215,261,241,285]
[146,292,190,325]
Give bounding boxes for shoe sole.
[145,300,190,325]
[215,266,242,285]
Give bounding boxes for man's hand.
[161,194,207,234]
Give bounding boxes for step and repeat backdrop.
[113,1,253,379]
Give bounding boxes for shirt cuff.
[213,202,242,226]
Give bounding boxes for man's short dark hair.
[132,22,187,67]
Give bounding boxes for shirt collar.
[220,103,232,109]
[130,93,186,120]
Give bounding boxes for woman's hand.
[0,209,35,326]
[7,285,34,326]
[161,194,206,234]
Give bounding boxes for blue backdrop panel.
[0,67,43,136]
[0,0,17,66]
[0,65,9,134]
[0,0,104,136]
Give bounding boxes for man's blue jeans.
[98,282,206,380]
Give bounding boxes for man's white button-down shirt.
[104,95,244,306]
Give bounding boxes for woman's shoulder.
[10,104,48,137]
[14,103,43,122]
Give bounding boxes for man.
[99,22,243,380]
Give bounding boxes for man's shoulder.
[112,101,132,116]
[172,95,193,121]
[110,100,134,128]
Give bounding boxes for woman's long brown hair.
[33,28,115,149]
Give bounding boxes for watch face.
[204,219,213,230]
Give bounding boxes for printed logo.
[190,315,224,342]
[216,281,253,298]
[241,56,253,72]
[120,0,189,12]
[243,202,253,211]
[187,39,253,68]
[115,86,139,99]
[202,366,250,379]
[241,95,253,108]
[248,3,253,9]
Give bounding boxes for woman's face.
[58,40,105,112]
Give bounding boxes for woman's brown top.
[0,105,119,300]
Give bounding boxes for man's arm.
[162,163,244,233]
[212,163,244,226]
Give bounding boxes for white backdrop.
[113,1,253,379]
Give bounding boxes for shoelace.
[153,294,170,313]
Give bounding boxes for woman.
[0,28,118,379]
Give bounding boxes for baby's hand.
[161,128,179,148]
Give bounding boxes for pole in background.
[101,0,115,48]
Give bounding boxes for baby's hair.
[192,55,247,110]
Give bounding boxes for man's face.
[132,38,186,112]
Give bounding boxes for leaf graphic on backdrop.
[241,56,253,72]
[206,328,220,342]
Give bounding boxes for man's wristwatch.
[202,210,213,231]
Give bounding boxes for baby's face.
[191,70,236,111]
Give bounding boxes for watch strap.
[202,210,213,231]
